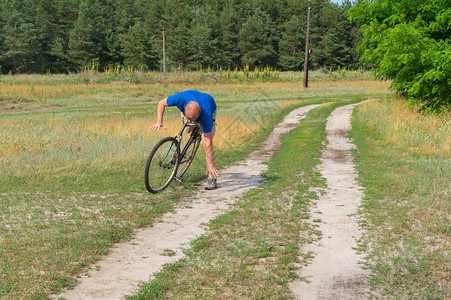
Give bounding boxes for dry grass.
[0,80,390,104]
[309,80,390,90]
[359,97,450,156]
[354,96,450,298]
[0,82,152,103]
[0,111,266,180]
[214,115,261,149]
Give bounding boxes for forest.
[0,0,360,74]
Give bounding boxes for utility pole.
[303,7,311,88]
[162,27,166,73]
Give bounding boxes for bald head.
[184,101,201,121]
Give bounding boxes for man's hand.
[151,98,169,132]
[206,165,219,179]
[150,122,167,132]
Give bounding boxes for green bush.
[349,0,450,112]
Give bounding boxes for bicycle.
[144,120,202,193]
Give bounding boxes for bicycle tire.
[175,134,201,179]
[144,137,180,193]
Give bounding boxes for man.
[150,90,219,190]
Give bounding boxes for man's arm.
[150,98,168,131]
[203,132,219,178]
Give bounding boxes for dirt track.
[55,104,321,299]
[55,103,369,299]
[289,103,369,299]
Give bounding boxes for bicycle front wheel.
[145,137,180,193]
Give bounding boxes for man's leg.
[204,112,217,190]
[204,135,217,190]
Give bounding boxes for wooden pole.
[303,7,311,88]
[162,27,166,73]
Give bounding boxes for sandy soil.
[54,104,321,300]
[289,103,369,299]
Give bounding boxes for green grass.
[351,99,450,299]
[0,72,389,299]
[0,71,388,112]
[0,105,288,299]
[0,69,375,86]
[126,99,363,299]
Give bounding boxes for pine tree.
[68,0,102,68]
[0,0,362,74]
[314,28,350,68]
[69,0,120,69]
[341,1,362,69]
[308,0,354,69]
[278,15,305,71]
[0,0,46,73]
[189,4,224,69]
[121,21,160,70]
[219,0,246,68]
[36,0,79,72]
[162,0,193,70]
[253,0,291,27]
[0,3,5,73]
[102,0,122,66]
[238,8,279,68]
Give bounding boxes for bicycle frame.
[158,142,178,168]
[145,119,202,193]
[160,120,201,166]
[176,120,202,150]
[157,121,190,168]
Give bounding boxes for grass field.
[351,98,450,299]
[2,71,448,299]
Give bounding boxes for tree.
[278,15,305,71]
[0,0,363,74]
[102,0,123,66]
[36,0,79,72]
[238,8,279,68]
[161,0,193,69]
[314,28,350,69]
[68,0,103,68]
[349,0,450,111]
[121,21,159,70]
[0,3,5,73]
[219,0,243,68]
[69,0,120,69]
[188,4,225,69]
[307,0,354,70]
[341,0,362,69]
[0,0,46,73]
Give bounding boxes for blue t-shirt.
[166,90,217,133]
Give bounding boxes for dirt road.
[289,103,369,299]
[55,104,321,299]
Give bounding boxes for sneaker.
[205,177,217,190]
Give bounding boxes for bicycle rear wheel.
[145,137,179,193]
[176,135,201,179]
